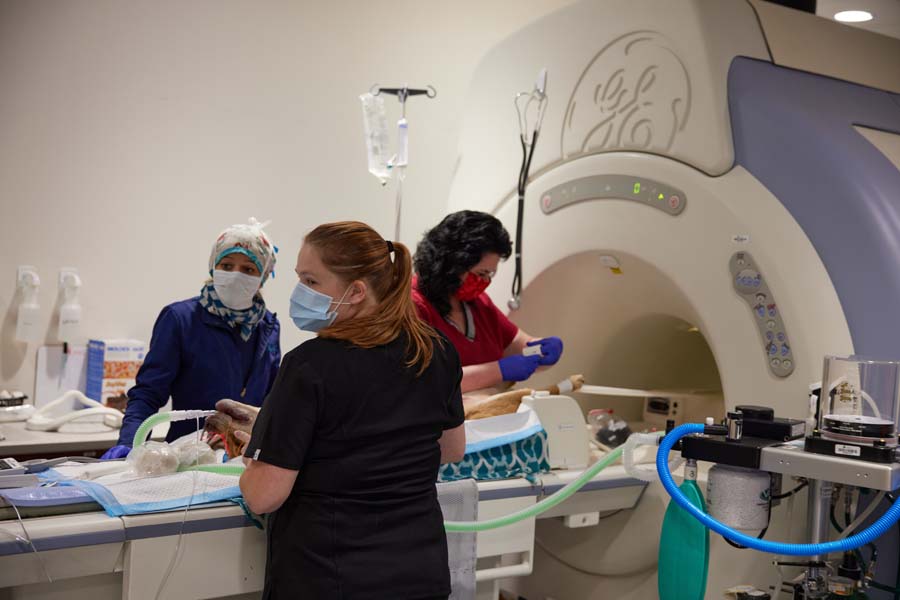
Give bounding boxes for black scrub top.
[245,332,464,600]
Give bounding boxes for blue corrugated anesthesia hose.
[656,423,900,556]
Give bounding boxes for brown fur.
[463,374,584,420]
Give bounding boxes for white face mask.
[213,270,261,310]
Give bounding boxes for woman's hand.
[526,336,564,366]
[498,354,541,382]
[205,399,260,458]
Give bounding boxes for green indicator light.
[658,193,664,200]
[633,182,641,194]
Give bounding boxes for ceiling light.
[834,10,874,22]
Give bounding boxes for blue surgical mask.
[289,282,352,332]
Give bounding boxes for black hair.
[414,210,512,316]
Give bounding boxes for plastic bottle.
[588,409,633,447]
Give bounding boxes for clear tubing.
[444,446,623,532]
[656,423,900,556]
[154,415,201,600]
[838,491,886,539]
[131,410,216,449]
[131,410,245,477]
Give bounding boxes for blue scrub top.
[117,297,281,445]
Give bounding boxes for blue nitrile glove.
[100,445,131,460]
[527,336,564,366]
[498,354,541,382]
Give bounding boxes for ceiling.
[815,0,900,39]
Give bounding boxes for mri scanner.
[448,0,900,597]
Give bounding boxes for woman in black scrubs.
[238,221,466,600]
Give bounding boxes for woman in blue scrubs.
[101,218,281,458]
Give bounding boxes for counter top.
[0,421,168,457]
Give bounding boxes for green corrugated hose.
[133,411,627,522]
[444,446,624,532]
[132,410,243,476]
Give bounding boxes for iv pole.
[368,84,436,241]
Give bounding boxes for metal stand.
[367,84,436,241]
[803,479,833,597]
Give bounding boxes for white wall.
[0,0,574,393]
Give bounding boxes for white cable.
[823,377,882,420]
[861,390,880,419]
[0,524,29,546]
[154,416,202,600]
[7,500,53,583]
[394,173,404,241]
[170,409,216,421]
[770,560,786,600]
[837,491,885,539]
[848,487,859,525]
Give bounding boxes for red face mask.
[455,272,490,301]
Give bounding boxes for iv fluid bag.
[360,93,391,184]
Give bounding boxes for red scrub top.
[412,277,519,366]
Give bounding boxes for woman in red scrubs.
[412,210,563,394]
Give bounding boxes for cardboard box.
[86,339,146,408]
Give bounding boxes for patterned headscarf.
[199,281,266,341]
[208,217,277,285]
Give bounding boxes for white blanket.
[463,405,543,453]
